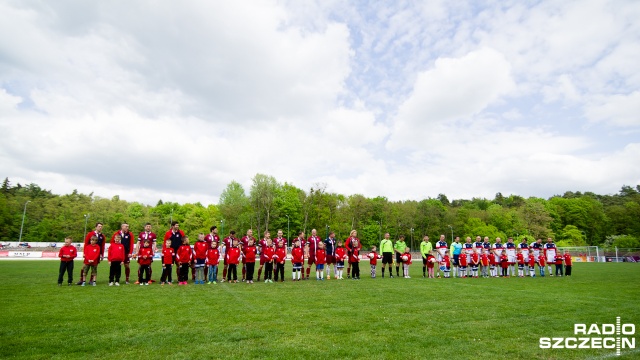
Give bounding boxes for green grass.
[0,262,638,359]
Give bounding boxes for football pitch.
[0,262,638,359]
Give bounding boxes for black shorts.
[382,252,393,264]
[453,254,460,266]
[396,253,403,263]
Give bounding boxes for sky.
[1,0,639,206]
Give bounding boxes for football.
[401,255,409,262]
[367,253,375,259]
[429,258,437,263]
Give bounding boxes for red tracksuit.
[193,241,208,260]
[108,243,125,262]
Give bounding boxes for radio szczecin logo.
[540,317,635,356]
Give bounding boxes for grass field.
[0,261,638,359]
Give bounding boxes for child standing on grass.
[426,254,436,278]
[226,238,241,283]
[554,253,564,277]
[137,240,153,285]
[82,236,100,286]
[177,237,193,285]
[315,242,327,281]
[244,238,257,284]
[488,251,497,277]
[193,233,208,284]
[470,251,479,278]
[349,242,361,280]
[527,252,536,277]
[402,247,412,278]
[442,250,451,278]
[516,249,525,277]
[335,240,346,280]
[458,252,468,278]
[291,239,304,281]
[206,241,220,284]
[563,251,572,276]
[537,252,546,277]
[108,234,125,286]
[161,239,175,285]
[480,250,489,278]
[262,238,274,283]
[274,238,286,282]
[58,236,77,286]
[369,246,381,278]
[500,253,509,277]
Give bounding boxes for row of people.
[56,222,570,284]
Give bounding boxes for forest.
[1,175,639,250]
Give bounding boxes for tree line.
[2,176,639,249]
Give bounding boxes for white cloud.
[387,48,514,150]
[585,91,640,127]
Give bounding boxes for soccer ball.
[429,258,437,263]
[367,253,375,259]
[401,255,409,262]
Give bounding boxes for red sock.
[204,267,208,280]
[347,267,351,276]
[223,267,227,280]
[80,268,85,282]
[125,267,130,281]
[257,267,262,280]
[192,267,196,280]
[306,267,310,277]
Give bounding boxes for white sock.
[320,271,324,279]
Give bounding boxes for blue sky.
[0,0,638,205]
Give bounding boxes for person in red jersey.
[500,253,509,277]
[441,251,451,278]
[176,237,193,285]
[257,230,271,281]
[78,222,106,285]
[206,241,220,284]
[563,251,573,276]
[163,221,185,280]
[262,238,275,283]
[82,236,101,286]
[137,240,154,286]
[538,252,546,277]
[57,236,77,286]
[315,241,327,281]
[291,239,304,281]
[274,238,287,282]
[226,238,241,283]
[334,240,347,280]
[516,249,525,277]
[161,238,175,285]
[305,229,322,280]
[458,252,468,278]
[240,229,256,282]
[470,251,480,278]
[345,230,361,279]
[348,239,361,280]
[243,238,257,284]
[136,223,157,284]
[110,223,136,284]
[527,252,536,277]
[368,246,382,278]
[401,247,412,278]
[554,253,564,277]
[221,230,237,282]
[108,234,125,286]
[488,251,497,278]
[480,250,490,278]
[192,233,209,284]
[204,226,220,280]
[426,254,436,278]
